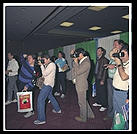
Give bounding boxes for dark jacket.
[95,56,109,82]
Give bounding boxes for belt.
[114,88,127,92]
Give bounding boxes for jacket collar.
[79,56,88,64]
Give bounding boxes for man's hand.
[104,64,116,69]
[114,57,121,66]
[23,54,27,58]
[74,58,78,64]
[125,99,129,103]
[109,48,120,60]
[100,80,104,85]
[22,86,28,91]
[38,60,42,66]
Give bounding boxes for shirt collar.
[123,60,129,66]
[79,56,88,64]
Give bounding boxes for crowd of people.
[5,39,129,129]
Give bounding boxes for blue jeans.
[37,84,61,122]
[113,88,128,117]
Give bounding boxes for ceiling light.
[88,6,108,11]
[89,26,102,31]
[122,14,129,19]
[60,22,74,27]
[111,30,122,34]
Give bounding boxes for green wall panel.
[120,32,129,44]
[54,47,63,57]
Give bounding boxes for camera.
[70,51,79,58]
[40,59,45,64]
[70,48,86,58]
[112,52,125,58]
[35,59,45,65]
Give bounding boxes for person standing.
[71,48,95,122]
[111,44,129,117]
[54,51,67,98]
[5,52,19,105]
[93,47,109,112]
[18,54,37,118]
[34,54,61,125]
[104,39,124,119]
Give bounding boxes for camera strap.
[43,61,52,69]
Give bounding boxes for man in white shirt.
[111,43,129,118]
[5,52,19,105]
[34,54,61,125]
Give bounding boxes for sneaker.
[60,94,65,99]
[75,116,86,122]
[5,101,12,105]
[52,109,61,113]
[24,111,34,118]
[12,99,17,103]
[99,107,107,112]
[92,103,102,107]
[54,92,60,96]
[34,120,46,125]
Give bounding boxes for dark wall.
[5,40,24,67]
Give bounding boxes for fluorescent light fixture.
[60,22,74,27]
[122,14,129,19]
[88,6,108,11]
[111,30,122,34]
[89,26,101,31]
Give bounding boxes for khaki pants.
[76,88,95,121]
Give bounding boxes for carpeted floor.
[5,80,113,130]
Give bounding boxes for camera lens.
[120,52,125,57]
[112,53,119,58]
[41,59,45,64]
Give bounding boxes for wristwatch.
[117,64,122,67]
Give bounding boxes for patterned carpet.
[5,80,112,130]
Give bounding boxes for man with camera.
[34,54,61,125]
[104,39,124,119]
[110,43,129,118]
[71,48,95,122]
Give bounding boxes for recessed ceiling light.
[122,14,129,19]
[111,30,122,34]
[60,22,74,27]
[88,6,108,11]
[89,26,102,31]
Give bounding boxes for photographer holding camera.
[34,54,61,125]
[104,39,124,119]
[71,48,95,122]
[111,43,129,118]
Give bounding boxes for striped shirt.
[108,59,116,79]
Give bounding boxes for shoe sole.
[99,109,106,112]
[24,113,34,118]
[93,105,102,107]
[34,122,46,125]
